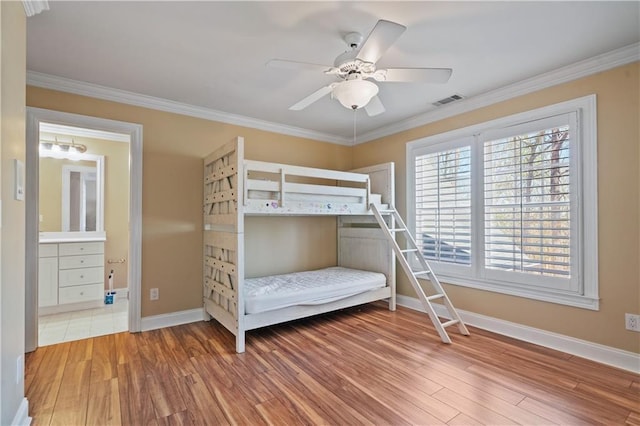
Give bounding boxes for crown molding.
[26,71,352,146]
[357,42,640,143]
[22,0,49,17]
[28,43,638,147]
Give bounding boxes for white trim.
[40,122,130,143]
[397,295,640,374]
[140,308,206,332]
[112,288,129,300]
[406,95,599,310]
[22,0,48,17]
[25,107,143,351]
[59,159,104,233]
[26,43,638,146]
[26,71,351,146]
[358,43,639,143]
[10,398,31,426]
[38,300,103,316]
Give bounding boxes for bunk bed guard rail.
[243,159,371,209]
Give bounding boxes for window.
[407,95,598,309]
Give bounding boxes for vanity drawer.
[58,242,104,256]
[59,254,103,270]
[59,283,103,304]
[39,244,58,258]
[59,267,104,287]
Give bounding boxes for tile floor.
[38,299,128,346]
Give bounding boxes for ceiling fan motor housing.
[344,32,363,49]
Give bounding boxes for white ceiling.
[26,1,640,143]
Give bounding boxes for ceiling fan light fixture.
[333,78,379,110]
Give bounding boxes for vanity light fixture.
[39,137,87,154]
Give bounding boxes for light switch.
[14,159,24,201]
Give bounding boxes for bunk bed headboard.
[350,162,395,206]
[338,161,396,292]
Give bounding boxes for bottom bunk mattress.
[244,266,386,314]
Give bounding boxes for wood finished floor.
[26,303,639,425]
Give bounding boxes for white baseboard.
[109,288,129,300]
[397,295,640,373]
[11,398,31,426]
[140,308,206,332]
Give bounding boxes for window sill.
[434,273,600,310]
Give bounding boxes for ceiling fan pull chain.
[353,107,357,145]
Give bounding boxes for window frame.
[406,95,598,310]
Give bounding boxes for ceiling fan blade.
[356,19,406,64]
[267,59,332,73]
[365,95,385,117]
[289,85,333,111]
[376,68,453,83]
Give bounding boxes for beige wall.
[1,2,26,423]
[26,87,352,316]
[101,137,130,289]
[353,62,640,354]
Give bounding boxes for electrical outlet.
[625,313,640,332]
[150,288,159,301]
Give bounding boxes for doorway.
[25,108,142,352]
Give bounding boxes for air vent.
[433,94,464,107]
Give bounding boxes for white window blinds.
[483,124,572,279]
[415,146,472,265]
[407,96,598,309]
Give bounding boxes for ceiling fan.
[267,19,453,116]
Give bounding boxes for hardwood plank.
[627,411,640,426]
[156,410,192,426]
[447,412,484,425]
[517,396,598,425]
[467,363,631,424]
[255,397,315,426]
[258,368,337,424]
[90,334,117,383]
[50,359,91,426]
[432,387,515,425]
[158,327,199,377]
[334,359,455,424]
[27,343,71,424]
[67,338,94,364]
[189,355,267,425]
[86,378,122,426]
[25,305,640,426]
[145,371,187,418]
[114,331,139,365]
[575,380,640,412]
[417,363,524,406]
[24,347,48,393]
[116,358,156,426]
[174,373,228,425]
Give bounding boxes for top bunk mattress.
[244,266,386,314]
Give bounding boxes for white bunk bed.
[203,136,396,353]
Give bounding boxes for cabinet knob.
[80,260,84,264]
[80,275,84,278]
[80,292,84,295]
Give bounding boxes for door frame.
[25,107,143,351]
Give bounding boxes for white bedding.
[244,266,386,314]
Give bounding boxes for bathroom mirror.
[39,151,105,236]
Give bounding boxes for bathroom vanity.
[39,234,107,314]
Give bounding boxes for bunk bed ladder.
[370,204,470,343]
